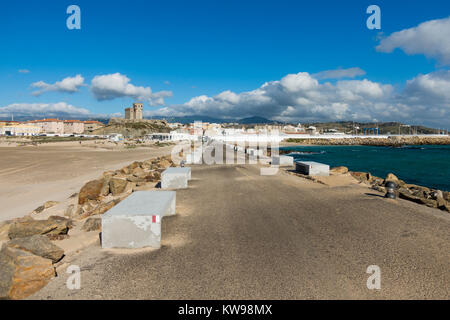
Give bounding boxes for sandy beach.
[0,141,172,222]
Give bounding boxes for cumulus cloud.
[376,16,450,65]
[0,102,90,118]
[31,75,85,96]
[91,73,172,106]
[148,71,450,127]
[312,67,366,80]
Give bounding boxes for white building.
[1,124,41,136]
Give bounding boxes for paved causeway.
[31,164,450,299]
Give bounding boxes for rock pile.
[349,171,450,212]
[282,136,450,147]
[0,155,175,299]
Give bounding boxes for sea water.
[281,145,450,191]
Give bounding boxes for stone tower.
[133,103,143,120]
[125,103,144,120]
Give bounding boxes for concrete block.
[272,155,294,166]
[295,161,329,176]
[161,167,190,189]
[102,191,176,249]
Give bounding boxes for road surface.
[31,164,450,299]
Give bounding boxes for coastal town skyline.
[1,0,449,128]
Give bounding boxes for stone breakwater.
[338,169,449,213]
[0,156,175,300]
[282,136,450,146]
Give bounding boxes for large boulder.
[128,161,143,171]
[109,177,129,195]
[398,188,437,208]
[82,217,102,232]
[443,191,450,202]
[78,179,104,205]
[384,173,399,183]
[0,221,11,240]
[6,235,64,263]
[383,173,406,188]
[407,184,431,198]
[350,172,373,184]
[132,166,146,177]
[330,166,348,174]
[0,246,55,300]
[80,199,120,219]
[8,216,72,240]
[145,170,161,182]
[157,157,172,169]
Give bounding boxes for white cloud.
[91,73,173,106]
[18,69,30,74]
[376,16,450,65]
[312,67,366,80]
[280,72,318,92]
[148,70,450,127]
[31,75,85,96]
[0,102,90,118]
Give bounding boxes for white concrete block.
[295,161,329,176]
[272,155,294,166]
[161,167,190,189]
[102,191,176,249]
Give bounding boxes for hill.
[91,118,171,138]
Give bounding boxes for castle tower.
[133,103,143,120]
[125,107,134,120]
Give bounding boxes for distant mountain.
[238,116,278,124]
[147,115,230,124]
[147,115,278,124]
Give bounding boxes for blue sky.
[0,0,449,127]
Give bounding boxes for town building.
[27,119,64,134]
[125,103,144,120]
[83,120,104,133]
[63,120,85,134]
[306,126,318,135]
[0,124,41,136]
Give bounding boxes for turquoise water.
[281,145,450,191]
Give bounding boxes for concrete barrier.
[102,191,176,249]
[295,161,329,176]
[272,155,294,166]
[161,167,191,189]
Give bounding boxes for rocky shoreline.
[333,167,450,212]
[0,155,175,300]
[282,136,450,146]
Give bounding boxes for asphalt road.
[31,164,450,299]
